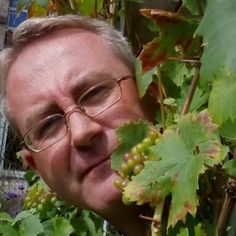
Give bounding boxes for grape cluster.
[114,128,159,193]
[24,184,57,216]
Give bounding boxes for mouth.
[81,157,111,180]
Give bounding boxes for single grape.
[122,195,132,206]
[133,164,144,175]
[114,178,123,190]
[37,204,44,212]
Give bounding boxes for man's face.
[6,29,147,215]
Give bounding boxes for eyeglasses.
[23,76,132,153]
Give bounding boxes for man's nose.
[66,110,103,148]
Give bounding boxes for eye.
[33,115,64,140]
[79,82,113,106]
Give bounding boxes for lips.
[81,157,110,180]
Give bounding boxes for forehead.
[6,28,131,134]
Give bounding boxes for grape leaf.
[208,76,236,139]
[139,9,199,72]
[161,61,195,88]
[124,111,228,227]
[182,0,207,16]
[28,1,47,17]
[17,213,44,236]
[223,159,236,177]
[73,0,103,16]
[51,217,74,236]
[0,212,13,222]
[196,0,236,85]
[111,121,149,171]
[0,223,19,236]
[135,58,156,97]
[176,84,209,112]
[219,120,236,140]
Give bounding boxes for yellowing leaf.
[28,2,47,17]
[124,111,228,227]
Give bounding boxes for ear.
[22,148,38,172]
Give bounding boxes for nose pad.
[66,109,102,148]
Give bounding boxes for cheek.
[33,145,71,187]
[99,102,146,129]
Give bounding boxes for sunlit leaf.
[20,215,44,236]
[124,111,228,227]
[208,76,236,137]
[16,0,32,13]
[196,0,236,85]
[111,121,149,171]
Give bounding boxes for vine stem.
[151,201,164,236]
[217,192,235,235]
[157,68,166,129]
[168,57,201,64]
[181,63,200,116]
[68,0,74,9]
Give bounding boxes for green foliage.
[223,159,236,177]
[5,0,236,235]
[0,172,108,236]
[196,0,236,86]
[208,74,236,140]
[120,112,228,230]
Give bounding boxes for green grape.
[136,143,145,154]
[131,146,138,155]
[149,130,159,141]
[37,204,44,212]
[133,164,144,175]
[133,154,143,164]
[124,152,131,161]
[40,198,46,204]
[127,158,135,169]
[50,196,57,204]
[142,137,154,147]
[120,179,129,189]
[115,126,160,198]
[114,178,123,190]
[122,195,132,206]
[120,162,130,176]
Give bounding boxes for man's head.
[0,15,150,219]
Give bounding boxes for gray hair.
[0,14,135,136]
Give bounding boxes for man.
[0,15,154,235]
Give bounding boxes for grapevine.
[1,0,236,235]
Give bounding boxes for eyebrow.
[71,71,116,95]
[25,104,58,132]
[24,71,117,133]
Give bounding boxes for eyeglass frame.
[21,75,133,153]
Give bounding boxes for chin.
[84,171,122,213]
